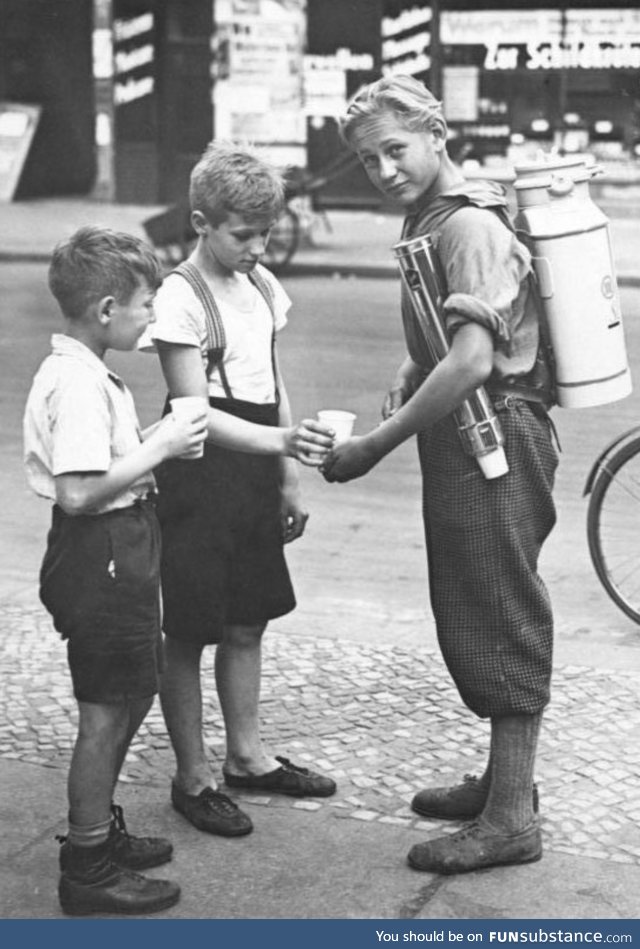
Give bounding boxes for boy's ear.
[431,119,448,152]
[97,295,115,325]
[191,210,209,235]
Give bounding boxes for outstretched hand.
[321,436,380,483]
[286,418,335,467]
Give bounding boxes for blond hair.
[189,140,285,227]
[340,75,444,149]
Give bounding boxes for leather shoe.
[58,838,179,916]
[407,821,543,874]
[58,804,173,872]
[171,782,253,836]
[223,755,336,798]
[411,775,539,821]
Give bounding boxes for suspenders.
[172,261,278,403]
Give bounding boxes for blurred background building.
[0,0,638,205]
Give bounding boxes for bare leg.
[215,622,276,775]
[113,695,154,780]
[160,637,216,793]
[68,701,130,828]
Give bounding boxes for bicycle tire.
[262,207,300,273]
[587,435,640,624]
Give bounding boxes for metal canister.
[514,153,632,408]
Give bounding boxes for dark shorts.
[419,399,559,719]
[155,397,296,644]
[39,500,163,704]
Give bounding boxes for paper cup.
[317,409,357,445]
[170,396,208,459]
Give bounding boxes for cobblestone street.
[3,602,640,868]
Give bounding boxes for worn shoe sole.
[408,824,543,875]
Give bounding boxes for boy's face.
[105,279,156,351]
[200,211,274,274]
[352,112,446,208]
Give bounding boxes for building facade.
[1,1,638,204]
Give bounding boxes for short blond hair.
[189,140,285,227]
[340,75,445,149]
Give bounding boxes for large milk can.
[513,153,632,408]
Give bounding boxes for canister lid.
[514,153,587,177]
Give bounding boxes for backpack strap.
[172,261,233,399]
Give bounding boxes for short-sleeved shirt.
[145,263,290,403]
[23,334,155,513]
[401,181,539,380]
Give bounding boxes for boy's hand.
[284,419,335,467]
[382,384,410,420]
[280,483,309,543]
[322,435,381,483]
[153,411,207,460]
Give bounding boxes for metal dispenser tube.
[393,234,508,480]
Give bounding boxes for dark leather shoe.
[407,821,543,875]
[223,755,337,798]
[411,775,539,821]
[58,839,180,916]
[58,804,173,872]
[109,803,173,869]
[171,782,253,836]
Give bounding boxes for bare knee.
[77,701,129,744]
[222,624,266,649]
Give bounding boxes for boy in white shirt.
[149,141,337,838]
[23,226,208,915]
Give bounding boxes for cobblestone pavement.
[2,603,640,867]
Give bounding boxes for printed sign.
[0,103,41,202]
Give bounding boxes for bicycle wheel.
[262,207,300,273]
[587,435,640,624]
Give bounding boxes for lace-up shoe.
[223,755,337,798]
[171,782,253,836]
[58,838,180,916]
[408,821,543,874]
[411,775,539,821]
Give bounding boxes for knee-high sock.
[481,713,542,833]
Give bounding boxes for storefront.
[438,6,640,169]
[0,0,213,203]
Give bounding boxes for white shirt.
[23,334,155,513]
[144,264,290,404]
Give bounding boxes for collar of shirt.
[50,334,125,390]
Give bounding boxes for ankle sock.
[67,817,111,849]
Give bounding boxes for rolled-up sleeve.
[437,207,532,353]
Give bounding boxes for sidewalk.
[0,193,639,287]
[1,600,640,919]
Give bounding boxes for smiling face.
[352,111,448,208]
[195,210,274,275]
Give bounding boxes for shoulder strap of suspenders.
[171,261,280,404]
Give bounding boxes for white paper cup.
[170,396,208,459]
[317,409,357,445]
